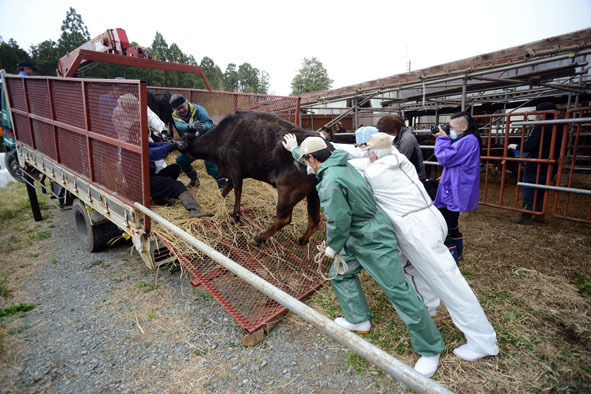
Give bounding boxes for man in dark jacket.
[149,140,212,218]
[511,102,562,225]
[377,115,427,180]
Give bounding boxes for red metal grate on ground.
[156,207,327,333]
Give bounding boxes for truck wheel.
[72,199,121,252]
[5,151,25,183]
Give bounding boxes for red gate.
[552,107,591,223]
[476,109,590,223]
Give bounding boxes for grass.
[0,181,53,388]
[8,325,31,335]
[135,280,158,293]
[574,272,591,296]
[37,230,51,240]
[347,353,370,374]
[0,277,9,298]
[0,303,35,318]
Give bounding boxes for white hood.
[359,152,432,217]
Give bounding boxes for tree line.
[0,7,332,96]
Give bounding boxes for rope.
[512,267,538,276]
[314,240,348,281]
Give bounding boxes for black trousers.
[149,164,185,200]
[439,207,461,245]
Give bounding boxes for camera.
[430,123,450,135]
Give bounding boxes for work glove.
[325,246,336,259]
[189,121,205,133]
[160,130,171,141]
[282,134,298,152]
[508,143,518,150]
[169,139,188,151]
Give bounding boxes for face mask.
[449,129,459,140]
[306,165,316,175]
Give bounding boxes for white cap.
[298,136,328,160]
[364,132,394,150]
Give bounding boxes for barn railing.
[414,109,590,224]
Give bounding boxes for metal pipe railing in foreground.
[133,203,452,394]
[511,117,591,126]
[517,182,591,195]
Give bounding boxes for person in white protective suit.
[348,132,499,362]
[327,126,379,159]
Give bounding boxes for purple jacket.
[433,134,480,212]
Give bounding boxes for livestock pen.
[1,72,453,392]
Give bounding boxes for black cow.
[147,91,174,136]
[179,111,322,245]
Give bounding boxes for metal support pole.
[461,76,467,111]
[574,64,583,108]
[353,97,359,130]
[133,203,452,394]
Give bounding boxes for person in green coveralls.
[282,134,444,378]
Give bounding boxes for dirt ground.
[1,166,590,392]
[149,166,591,392]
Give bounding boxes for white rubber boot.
[334,317,370,334]
[453,344,493,361]
[414,353,440,378]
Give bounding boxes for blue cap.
[355,126,379,145]
[169,94,187,109]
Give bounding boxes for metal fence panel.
[148,87,301,126]
[552,107,591,223]
[5,75,150,209]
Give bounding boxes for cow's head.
[171,134,197,159]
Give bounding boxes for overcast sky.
[1,0,590,95]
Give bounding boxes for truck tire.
[5,151,25,183]
[72,199,121,252]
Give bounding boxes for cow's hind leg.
[221,178,234,198]
[231,178,243,223]
[252,185,303,245]
[297,190,321,245]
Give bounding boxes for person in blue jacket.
[149,140,212,218]
[432,112,481,262]
[169,94,227,190]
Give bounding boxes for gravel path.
[3,207,405,393]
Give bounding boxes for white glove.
[508,143,518,150]
[325,246,337,259]
[282,134,298,152]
